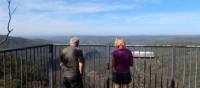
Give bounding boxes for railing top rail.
[52,43,107,46]
[53,43,200,48]
[1,43,200,53]
[126,45,172,47]
[126,45,200,48]
[0,44,54,53]
[0,44,107,53]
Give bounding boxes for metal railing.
[0,44,53,88]
[0,44,199,88]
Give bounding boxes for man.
[60,37,84,88]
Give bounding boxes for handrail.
[52,43,107,46]
[0,44,53,52]
[1,43,200,53]
[0,44,107,52]
[50,43,200,48]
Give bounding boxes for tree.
[0,0,16,45]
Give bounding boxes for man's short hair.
[70,37,79,45]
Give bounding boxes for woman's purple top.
[112,48,133,74]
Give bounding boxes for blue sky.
[0,0,200,36]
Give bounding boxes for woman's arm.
[130,57,133,66]
[129,51,134,66]
[112,57,117,72]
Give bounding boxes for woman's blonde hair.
[114,37,126,48]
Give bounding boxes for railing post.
[169,45,176,88]
[49,45,54,88]
[3,52,6,88]
[106,44,110,88]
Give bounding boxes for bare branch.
[0,0,16,45]
[11,7,17,15]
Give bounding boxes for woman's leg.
[122,84,129,88]
[114,83,121,88]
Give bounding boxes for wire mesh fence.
[0,44,199,88]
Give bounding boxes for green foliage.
[0,53,49,88]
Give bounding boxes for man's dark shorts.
[63,74,83,88]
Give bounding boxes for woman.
[112,37,133,88]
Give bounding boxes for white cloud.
[0,5,7,18]
[0,0,136,35]
[0,10,6,18]
[13,0,135,14]
[1,0,200,36]
[103,12,200,25]
[144,13,200,24]
[134,0,161,3]
[9,12,92,36]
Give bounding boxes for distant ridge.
[24,35,200,45]
[0,35,51,50]
[1,35,200,50]
[25,35,176,44]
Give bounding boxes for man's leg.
[68,75,83,88]
[63,77,71,88]
[70,78,83,88]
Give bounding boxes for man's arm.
[79,62,84,76]
[60,62,65,70]
[78,50,85,76]
[60,50,66,70]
